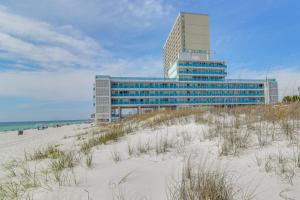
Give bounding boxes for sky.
[0,0,299,122]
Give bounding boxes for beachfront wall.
[94,58,278,123]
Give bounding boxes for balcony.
[111,93,264,97]
[111,98,263,105]
[177,70,227,75]
[112,84,263,90]
[177,63,226,68]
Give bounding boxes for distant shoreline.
[0,119,90,132]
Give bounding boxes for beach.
[0,108,300,199]
[0,123,90,165]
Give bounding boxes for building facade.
[93,13,279,123]
[163,12,210,77]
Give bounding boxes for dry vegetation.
[167,157,234,200]
[1,103,300,199]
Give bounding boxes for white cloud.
[0,70,94,101]
[0,56,162,101]
[0,4,164,102]
[0,7,101,53]
[0,3,166,72]
[0,6,110,70]
[0,0,172,29]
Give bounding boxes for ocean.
[0,120,89,132]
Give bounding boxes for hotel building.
[94,12,279,123]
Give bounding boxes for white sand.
[0,119,300,200]
[0,124,90,165]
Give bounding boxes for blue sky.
[0,0,299,122]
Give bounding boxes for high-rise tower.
[163,12,210,77]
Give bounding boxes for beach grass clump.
[0,160,43,199]
[0,149,80,198]
[168,158,234,200]
[0,181,24,200]
[0,185,5,199]
[155,134,175,155]
[80,123,132,154]
[261,152,296,185]
[127,142,134,156]
[144,109,202,129]
[277,162,295,184]
[120,110,158,124]
[127,136,175,157]
[254,154,262,167]
[50,151,78,172]
[51,168,78,187]
[85,152,93,168]
[219,128,251,156]
[19,164,41,189]
[180,131,193,145]
[80,141,93,155]
[111,150,121,163]
[0,163,41,199]
[2,159,23,178]
[48,151,79,186]
[136,139,152,155]
[264,155,273,173]
[126,140,153,157]
[25,145,64,161]
[204,124,220,140]
[296,153,300,168]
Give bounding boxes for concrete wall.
[264,79,279,104]
[95,76,111,123]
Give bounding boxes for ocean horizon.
[0,119,89,132]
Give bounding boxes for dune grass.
[1,104,300,199]
[168,157,234,200]
[0,160,42,199]
[25,144,64,161]
[80,123,133,155]
[85,152,93,168]
[49,151,78,172]
[111,150,121,163]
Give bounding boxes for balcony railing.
[112,84,264,90]
[112,98,263,105]
[111,93,264,97]
[177,63,226,68]
[177,71,227,75]
[112,77,226,82]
